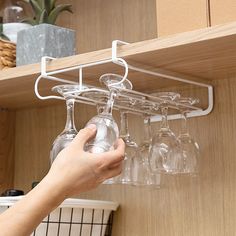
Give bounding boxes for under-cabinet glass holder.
[34,40,214,121]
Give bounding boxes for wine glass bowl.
[148,92,183,174]
[85,74,133,154]
[120,140,139,184]
[50,84,87,164]
[85,113,119,153]
[176,97,200,175]
[117,111,140,185]
[50,129,77,164]
[149,129,182,174]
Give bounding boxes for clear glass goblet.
[148,92,183,174]
[177,97,200,175]
[50,85,86,164]
[139,114,161,188]
[117,111,139,185]
[84,74,132,154]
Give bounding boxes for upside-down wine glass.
[177,97,200,175]
[139,114,161,188]
[85,73,132,154]
[148,92,183,174]
[105,96,145,185]
[50,85,86,164]
[116,111,140,185]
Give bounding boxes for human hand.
[0,125,125,236]
[43,124,125,199]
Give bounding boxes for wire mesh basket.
[0,197,119,236]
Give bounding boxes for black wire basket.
[0,197,119,236]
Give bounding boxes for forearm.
[0,174,66,236]
[0,127,124,236]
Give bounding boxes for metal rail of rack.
[34,40,213,121]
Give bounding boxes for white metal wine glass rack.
[34,40,214,121]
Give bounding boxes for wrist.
[38,173,68,206]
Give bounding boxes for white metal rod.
[112,40,129,61]
[45,58,113,76]
[41,56,56,76]
[34,75,65,101]
[109,58,131,88]
[42,57,131,90]
[44,75,77,84]
[35,41,214,121]
[150,85,213,122]
[127,64,211,88]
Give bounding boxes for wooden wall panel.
[7,0,236,234]
[57,0,157,53]
[14,103,97,191]
[14,77,236,235]
[77,78,236,236]
[210,0,236,26]
[0,109,15,193]
[156,0,208,36]
[14,105,66,190]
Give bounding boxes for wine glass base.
[99,73,133,90]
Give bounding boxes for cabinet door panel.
[57,0,157,53]
[156,0,208,36]
[210,0,236,25]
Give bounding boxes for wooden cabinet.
[156,0,208,36]
[1,1,236,235]
[210,0,236,25]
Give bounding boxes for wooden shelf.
[1,21,236,109]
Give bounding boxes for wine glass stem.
[65,98,76,131]
[180,111,189,135]
[160,106,169,129]
[103,90,116,115]
[143,115,152,142]
[96,104,104,114]
[120,111,130,140]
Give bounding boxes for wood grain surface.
[0,109,15,194]
[13,77,236,235]
[156,0,208,36]
[210,0,236,26]
[56,0,157,53]
[3,1,236,235]
[2,21,236,108]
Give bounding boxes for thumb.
[70,124,97,149]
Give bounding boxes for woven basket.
[0,39,16,70]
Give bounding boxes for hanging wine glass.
[80,88,108,104]
[139,114,161,188]
[148,92,183,174]
[50,84,86,164]
[84,73,132,154]
[115,111,139,185]
[104,98,145,185]
[176,97,200,175]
